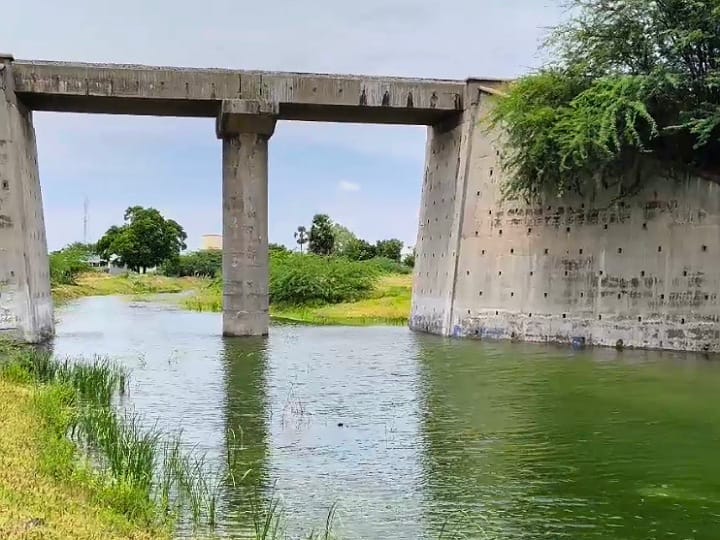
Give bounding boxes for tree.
[308,214,335,255]
[490,0,720,200]
[294,226,308,253]
[96,206,187,273]
[375,239,403,262]
[402,248,415,268]
[330,223,357,254]
[342,237,377,261]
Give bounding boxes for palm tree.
[294,226,308,254]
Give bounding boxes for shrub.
[49,245,92,286]
[490,0,720,199]
[361,257,412,275]
[162,249,222,278]
[269,253,377,305]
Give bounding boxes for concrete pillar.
[0,54,53,342]
[216,100,277,336]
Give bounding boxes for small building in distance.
[202,234,222,251]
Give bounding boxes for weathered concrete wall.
[413,90,720,353]
[410,85,482,335]
[12,60,468,124]
[0,58,53,342]
[218,100,276,337]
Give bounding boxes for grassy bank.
[0,343,166,539]
[52,255,414,327]
[0,342,232,539]
[52,272,203,304]
[185,273,413,326]
[271,274,411,326]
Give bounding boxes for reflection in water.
[222,337,271,528]
[52,297,720,539]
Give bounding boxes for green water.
[54,297,720,539]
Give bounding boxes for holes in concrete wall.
[530,271,534,276]
[481,249,486,255]
[598,314,602,320]
[467,309,471,314]
[604,224,608,230]
[544,292,548,298]
[529,313,533,317]
[642,223,648,230]
[510,248,514,254]
[495,310,499,315]
[564,271,569,276]
[580,292,584,298]
[466,270,470,276]
[658,246,663,252]
[1,180,8,190]
[617,248,623,254]
[599,270,604,276]
[479,291,483,296]
[544,248,549,255]
[617,293,622,299]
[660,294,665,300]
[562,313,567,319]
[488,210,492,215]
[702,245,708,252]
[641,271,645,277]
[683,270,688,277]
[477,191,480,196]
[705,294,710,301]
[498,271,502,276]
[475,231,479,236]
[528,228,532,234]
[489,168,494,177]
[499,229,503,236]
[566,227,571,233]
[638,316,642,322]
[511,292,514,297]
[579,249,583,255]
[681,318,686,324]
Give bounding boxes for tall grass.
[0,343,223,531]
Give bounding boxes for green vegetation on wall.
[490,0,720,200]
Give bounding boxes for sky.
[4,0,565,252]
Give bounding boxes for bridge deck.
[12,60,474,124]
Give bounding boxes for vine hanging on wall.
[489,0,720,201]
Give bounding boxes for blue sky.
[5,0,564,251]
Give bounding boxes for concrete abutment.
[0,56,53,342]
[412,87,720,353]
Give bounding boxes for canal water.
[53,296,720,539]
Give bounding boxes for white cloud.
[338,180,361,192]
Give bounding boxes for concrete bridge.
[3,54,720,353]
[0,54,500,340]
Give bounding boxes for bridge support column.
[0,54,53,343]
[216,100,277,337]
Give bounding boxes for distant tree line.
[300,213,414,267]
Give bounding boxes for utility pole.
[83,196,89,244]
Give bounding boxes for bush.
[361,257,412,275]
[490,0,720,199]
[269,252,378,305]
[162,249,222,278]
[49,245,92,285]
